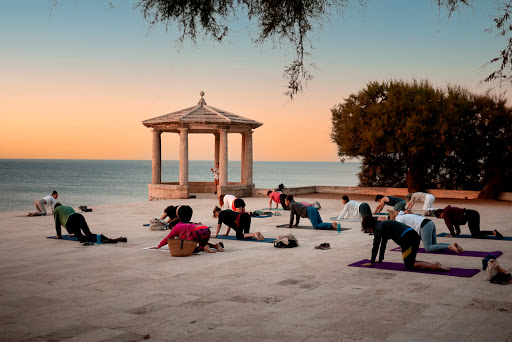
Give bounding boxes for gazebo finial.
[198,91,206,106]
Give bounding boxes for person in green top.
[53,203,97,242]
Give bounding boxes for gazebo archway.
[142,91,263,200]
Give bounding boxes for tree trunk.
[478,163,505,199]
[406,156,426,193]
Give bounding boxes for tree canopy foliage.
[331,80,512,198]
[131,0,512,98]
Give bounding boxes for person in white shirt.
[405,192,436,211]
[219,194,237,211]
[28,190,58,216]
[391,210,463,253]
[336,196,372,221]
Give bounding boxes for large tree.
[331,80,512,198]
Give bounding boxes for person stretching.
[28,190,58,216]
[159,204,187,229]
[219,194,237,211]
[150,221,224,253]
[405,192,436,211]
[374,194,406,214]
[389,210,463,253]
[434,206,503,239]
[212,207,264,240]
[360,216,450,271]
[336,195,372,221]
[286,195,337,230]
[267,190,289,210]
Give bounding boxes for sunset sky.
[0,0,508,162]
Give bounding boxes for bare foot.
[215,243,224,252]
[435,262,450,271]
[255,232,264,241]
[204,245,216,253]
[447,243,460,254]
[454,243,464,253]
[331,222,337,229]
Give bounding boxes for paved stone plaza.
[1,194,511,341]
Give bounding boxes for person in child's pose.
[28,190,58,216]
[212,206,264,240]
[150,221,224,253]
[360,216,450,271]
[267,190,289,210]
[159,205,187,229]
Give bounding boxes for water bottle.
[337,223,341,233]
[96,234,101,244]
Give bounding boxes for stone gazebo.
[142,92,263,200]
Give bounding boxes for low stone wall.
[253,186,512,201]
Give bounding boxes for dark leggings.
[279,194,289,210]
[465,210,494,238]
[235,213,252,239]
[400,231,420,270]
[66,213,96,242]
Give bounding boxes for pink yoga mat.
[389,247,503,258]
[348,259,480,277]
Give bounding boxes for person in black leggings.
[212,206,264,241]
[361,216,450,271]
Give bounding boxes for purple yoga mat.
[389,247,503,258]
[348,259,480,277]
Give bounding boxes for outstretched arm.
[374,201,385,214]
[214,223,222,238]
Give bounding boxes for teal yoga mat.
[437,233,512,241]
[47,235,78,241]
[213,235,275,243]
[261,208,287,211]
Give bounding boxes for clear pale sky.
[0,0,508,162]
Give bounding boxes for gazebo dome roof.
[142,91,263,133]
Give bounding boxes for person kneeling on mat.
[285,195,337,230]
[53,203,125,244]
[212,206,264,241]
[360,216,450,271]
[433,206,503,239]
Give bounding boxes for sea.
[0,159,361,212]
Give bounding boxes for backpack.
[273,233,299,248]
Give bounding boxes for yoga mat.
[261,208,287,211]
[213,235,275,243]
[330,217,361,222]
[47,235,78,241]
[142,246,204,254]
[276,224,351,232]
[390,247,503,258]
[437,233,512,241]
[348,259,480,277]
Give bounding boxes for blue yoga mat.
[251,214,273,218]
[329,217,361,222]
[437,233,512,241]
[213,235,275,243]
[47,235,78,241]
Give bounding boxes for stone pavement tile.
[1,295,64,311]
[466,321,512,342]
[386,328,463,342]
[437,318,478,337]
[495,302,512,315]
[422,303,461,318]
[59,327,125,342]
[303,330,378,342]
[39,324,101,341]
[100,331,147,342]
[454,307,491,322]
[404,315,447,331]
[319,315,402,340]
[464,298,501,310]
[89,312,141,327]
[233,320,319,341]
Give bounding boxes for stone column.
[241,133,246,183]
[219,128,228,187]
[243,131,253,185]
[214,133,220,165]
[151,129,162,184]
[179,127,189,186]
